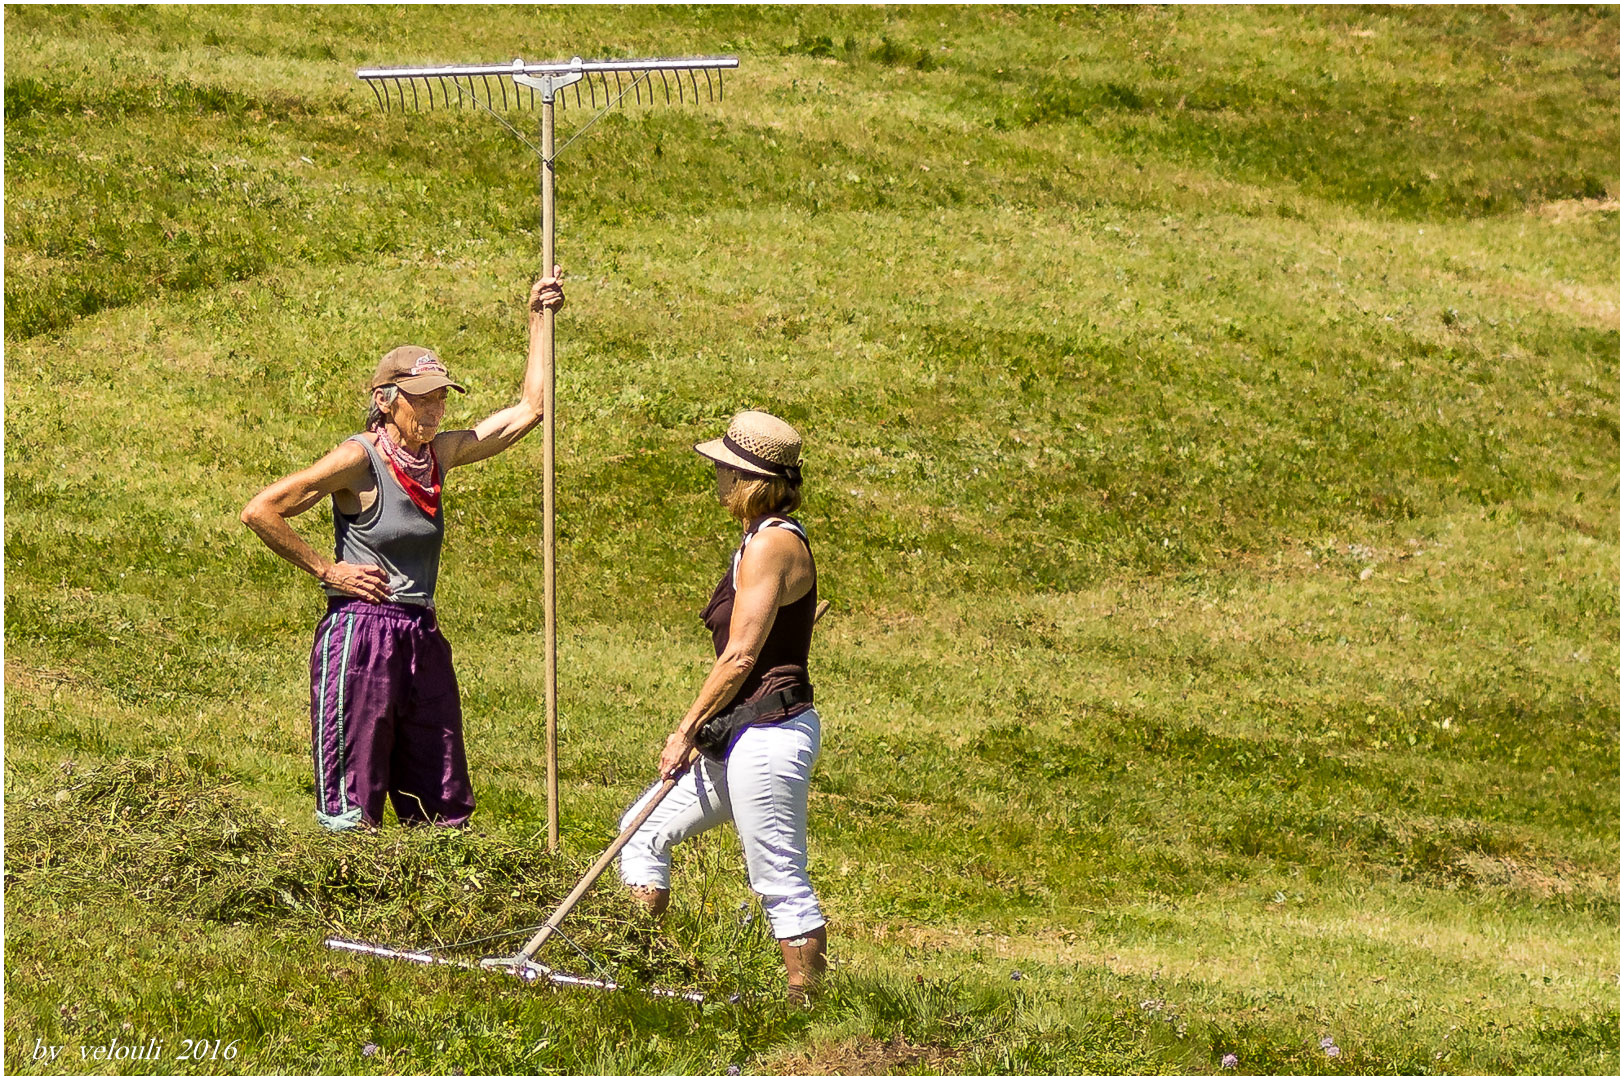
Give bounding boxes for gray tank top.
[326,434,445,607]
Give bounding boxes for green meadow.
[4,4,1618,1074]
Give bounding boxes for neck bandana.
[375,427,441,517]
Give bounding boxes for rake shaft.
[540,98,560,855]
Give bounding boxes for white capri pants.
[618,708,824,940]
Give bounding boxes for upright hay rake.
[355,55,738,856]
[329,54,739,998]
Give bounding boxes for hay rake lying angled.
[356,54,738,856]
[323,756,704,1002]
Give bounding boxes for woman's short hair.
[366,385,400,431]
[724,470,802,522]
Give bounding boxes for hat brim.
[693,438,782,480]
[392,374,467,395]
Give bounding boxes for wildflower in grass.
[1222,1053,1238,1069]
[1326,1045,1341,1058]
[727,1066,741,1076]
[1319,1037,1335,1049]
[362,1043,379,1057]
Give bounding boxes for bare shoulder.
[309,436,372,489]
[741,522,811,569]
[326,435,371,466]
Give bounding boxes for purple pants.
[309,598,473,830]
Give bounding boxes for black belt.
[729,685,813,725]
[694,685,813,761]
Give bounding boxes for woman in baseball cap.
[616,409,829,1002]
[241,270,564,832]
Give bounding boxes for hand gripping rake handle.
[489,599,831,974]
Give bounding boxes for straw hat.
[694,411,803,483]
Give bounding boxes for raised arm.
[436,270,565,470]
[240,440,391,602]
[657,528,809,778]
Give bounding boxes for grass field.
[4,4,1620,1075]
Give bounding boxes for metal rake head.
[356,55,738,114]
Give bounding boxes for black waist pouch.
[694,686,813,762]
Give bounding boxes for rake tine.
[357,55,737,116]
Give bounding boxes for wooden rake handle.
[508,598,832,966]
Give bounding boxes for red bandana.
[375,429,441,517]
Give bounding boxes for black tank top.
[699,515,816,721]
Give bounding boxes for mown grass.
[5,4,1619,1075]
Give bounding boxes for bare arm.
[240,440,391,602]
[658,528,811,778]
[437,270,564,470]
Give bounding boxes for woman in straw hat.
[617,409,827,1002]
[240,271,564,832]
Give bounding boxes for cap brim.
[693,438,780,479]
[393,375,466,394]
